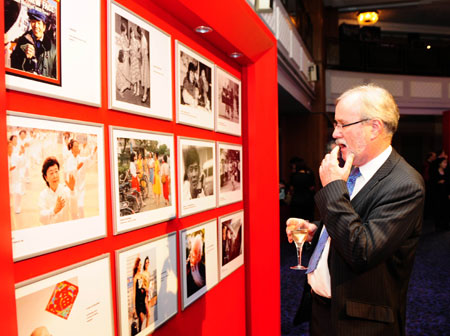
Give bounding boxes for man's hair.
[336,83,400,135]
[191,234,203,258]
[184,146,200,169]
[42,156,59,187]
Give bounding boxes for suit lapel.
[350,149,400,209]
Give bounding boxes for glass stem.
[296,243,303,265]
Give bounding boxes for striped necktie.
[305,167,361,274]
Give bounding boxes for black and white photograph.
[109,2,172,120]
[111,128,176,234]
[180,220,218,310]
[4,0,61,85]
[218,211,244,280]
[7,113,106,261]
[217,142,243,206]
[15,255,114,336]
[5,0,102,106]
[116,233,178,336]
[178,137,216,217]
[176,41,215,130]
[215,66,241,136]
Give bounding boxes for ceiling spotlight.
[229,52,243,59]
[426,45,431,50]
[194,25,212,34]
[357,11,379,25]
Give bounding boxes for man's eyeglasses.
[333,119,370,130]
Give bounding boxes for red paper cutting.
[45,280,79,320]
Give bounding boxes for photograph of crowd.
[176,42,214,130]
[219,211,244,279]
[4,0,60,84]
[215,67,241,136]
[127,251,158,336]
[115,136,172,215]
[15,256,114,336]
[219,149,240,191]
[113,12,150,107]
[7,122,99,230]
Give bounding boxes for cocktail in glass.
[290,228,308,270]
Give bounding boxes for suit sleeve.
[315,174,424,273]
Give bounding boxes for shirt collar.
[358,145,392,182]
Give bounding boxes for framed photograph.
[218,210,244,280]
[15,255,114,336]
[217,142,243,206]
[116,232,178,336]
[178,137,216,217]
[215,66,241,136]
[4,0,101,106]
[175,41,215,130]
[7,112,106,261]
[110,127,176,234]
[108,1,172,120]
[180,220,218,309]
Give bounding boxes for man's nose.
[332,127,341,139]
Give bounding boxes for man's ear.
[370,119,384,140]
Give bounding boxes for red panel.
[0,0,18,333]
[243,46,280,336]
[2,0,279,335]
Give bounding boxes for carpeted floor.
[280,218,450,335]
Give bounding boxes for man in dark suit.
[287,84,425,335]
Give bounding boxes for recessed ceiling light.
[426,45,431,49]
[357,11,379,25]
[195,25,212,34]
[229,52,242,59]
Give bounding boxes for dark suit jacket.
[186,261,206,298]
[295,149,425,336]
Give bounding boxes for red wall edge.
[0,0,19,332]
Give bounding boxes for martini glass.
[290,228,308,270]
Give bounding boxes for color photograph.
[217,142,243,206]
[116,233,178,336]
[215,66,241,136]
[15,255,114,336]
[111,127,176,234]
[180,220,218,310]
[5,0,102,106]
[218,211,244,280]
[176,41,215,130]
[109,1,172,119]
[7,113,106,261]
[178,137,216,217]
[4,0,61,85]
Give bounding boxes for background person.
[181,62,199,106]
[186,234,206,297]
[183,146,205,200]
[10,8,56,78]
[286,84,425,335]
[132,257,147,333]
[39,156,77,224]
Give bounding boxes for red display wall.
[1,1,279,335]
